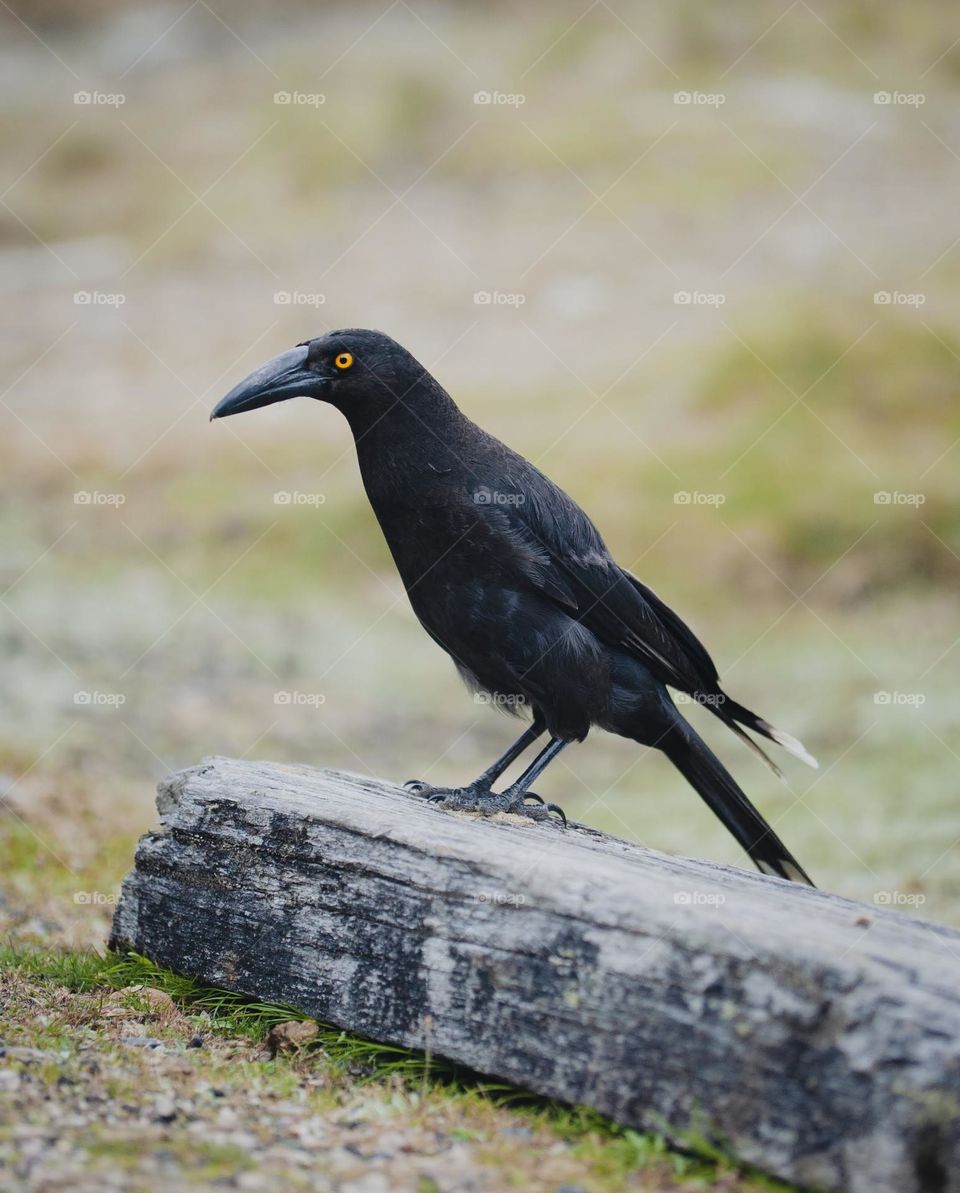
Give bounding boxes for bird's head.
[210,329,443,426]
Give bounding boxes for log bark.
[111,756,960,1193]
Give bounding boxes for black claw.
[409,780,566,827]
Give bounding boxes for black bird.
[212,329,818,884]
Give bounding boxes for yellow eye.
[335,352,353,370]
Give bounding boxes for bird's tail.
[663,726,814,886]
[705,694,819,775]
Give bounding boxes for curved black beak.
[210,345,328,420]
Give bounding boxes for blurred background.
[2,0,958,942]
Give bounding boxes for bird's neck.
[347,385,472,500]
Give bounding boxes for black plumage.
[212,328,818,884]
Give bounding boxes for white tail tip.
[757,859,814,885]
[770,728,819,769]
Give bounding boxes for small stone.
[3,1047,57,1063]
[140,987,177,1016]
[187,1034,205,1048]
[265,1019,318,1056]
[107,985,177,1018]
[154,1096,177,1123]
[120,1036,163,1050]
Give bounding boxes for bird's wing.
[467,457,815,774]
[471,469,720,695]
[467,501,579,611]
[561,557,720,694]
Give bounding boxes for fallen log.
[111,756,960,1193]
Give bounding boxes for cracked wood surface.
[111,756,960,1193]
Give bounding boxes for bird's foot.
[403,780,566,826]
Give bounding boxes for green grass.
[0,817,136,914]
[0,941,109,992]
[641,309,960,594]
[85,1136,254,1180]
[0,942,800,1190]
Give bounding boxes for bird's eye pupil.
[335,352,353,370]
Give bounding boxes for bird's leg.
[403,721,543,803]
[496,737,569,823]
[472,721,546,789]
[410,735,569,826]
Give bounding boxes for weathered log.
[111,756,960,1193]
